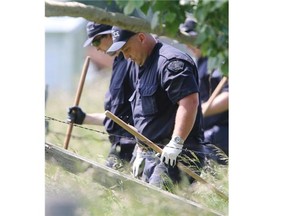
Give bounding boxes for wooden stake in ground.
[63,56,90,149]
[104,110,228,200]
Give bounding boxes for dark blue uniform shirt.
[103,52,135,140]
[129,42,204,147]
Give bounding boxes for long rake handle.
[104,110,228,200]
[63,56,90,149]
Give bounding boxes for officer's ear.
[137,33,145,43]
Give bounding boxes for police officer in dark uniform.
[180,18,229,164]
[107,27,207,189]
[199,62,229,159]
[67,22,136,169]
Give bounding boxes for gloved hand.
[132,148,145,177]
[131,144,156,178]
[67,106,86,124]
[160,140,183,166]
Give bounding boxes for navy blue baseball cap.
[83,22,113,47]
[179,18,197,37]
[106,26,136,54]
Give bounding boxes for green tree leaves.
[114,0,229,76]
[57,0,228,76]
[192,0,228,75]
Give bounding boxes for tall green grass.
[45,69,228,215]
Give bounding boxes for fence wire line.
[45,115,108,135]
[45,115,227,159]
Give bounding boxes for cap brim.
[180,29,197,37]
[83,29,113,47]
[106,41,126,54]
[83,37,94,47]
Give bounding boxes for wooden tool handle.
[63,56,90,149]
[104,110,228,200]
[105,110,162,153]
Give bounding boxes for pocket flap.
[139,85,158,96]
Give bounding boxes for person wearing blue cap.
[179,18,229,164]
[107,26,208,190]
[67,22,137,170]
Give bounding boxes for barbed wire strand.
[45,115,226,158]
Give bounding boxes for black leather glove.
[67,106,86,124]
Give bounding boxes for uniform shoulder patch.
[167,60,185,73]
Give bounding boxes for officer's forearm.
[173,93,198,141]
[202,92,228,117]
[83,113,105,125]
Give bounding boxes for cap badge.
[112,30,120,41]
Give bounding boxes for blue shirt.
[103,52,135,138]
[129,42,204,147]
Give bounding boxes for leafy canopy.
[114,0,228,76]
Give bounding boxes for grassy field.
[45,68,229,215]
[45,68,112,161]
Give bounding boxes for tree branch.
[45,0,196,45]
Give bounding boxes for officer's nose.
[97,48,105,54]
